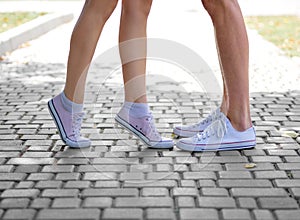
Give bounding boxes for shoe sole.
[176,140,256,152]
[115,114,173,149]
[48,100,90,148]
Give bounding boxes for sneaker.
[48,95,91,148]
[176,112,256,151]
[173,108,221,137]
[115,113,174,149]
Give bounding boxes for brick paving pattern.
[1,0,300,219]
[0,60,300,220]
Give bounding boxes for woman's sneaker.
[115,113,174,149]
[176,112,256,152]
[173,108,221,137]
[48,95,91,148]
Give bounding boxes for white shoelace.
[72,112,84,138]
[145,114,160,139]
[194,108,221,128]
[195,113,227,141]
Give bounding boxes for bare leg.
[119,0,153,103]
[202,0,252,131]
[64,0,118,103]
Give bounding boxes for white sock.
[119,101,150,119]
[60,92,83,113]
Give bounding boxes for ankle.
[226,110,252,131]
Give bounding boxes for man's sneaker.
[176,112,256,152]
[48,95,91,148]
[173,108,221,137]
[115,113,174,149]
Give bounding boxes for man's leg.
[64,0,118,103]
[202,0,252,131]
[175,0,255,151]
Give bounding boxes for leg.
[119,0,152,103]
[202,0,252,131]
[64,0,118,103]
[116,0,174,149]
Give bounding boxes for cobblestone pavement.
[1,0,300,220]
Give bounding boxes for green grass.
[0,12,46,33]
[245,16,300,57]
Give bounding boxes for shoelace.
[145,113,161,139]
[193,108,221,128]
[71,112,84,138]
[195,113,227,141]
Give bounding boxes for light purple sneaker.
[48,95,91,148]
[115,113,174,149]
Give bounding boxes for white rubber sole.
[48,100,90,148]
[176,139,256,152]
[115,114,174,149]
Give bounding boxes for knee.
[202,0,239,19]
[122,0,153,19]
[86,0,118,22]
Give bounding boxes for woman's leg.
[116,0,174,149]
[64,0,118,104]
[48,0,118,148]
[202,0,252,131]
[119,0,152,103]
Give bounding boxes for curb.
[0,12,73,56]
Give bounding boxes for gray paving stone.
[0,173,27,181]
[3,209,36,220]
[254,171,288,179]
[0,198,30,209]
[198,197,236,208]
[41,189,79,198]
[231,188,288,197]
[30,198,51,209]
[275,179,300,187]
[83,172,117,180]
[27,173,54,181]
[275,210,300,220]
[64,181,91,189]
[237,198,257,209]
[15,165,40,173]
[1,189,39,198]
[37,209,100,220]
[94,181,120,188]
[7,158,56,165]
[146,208,176,220]
[221,209,251,220]
[102,208,143,220]
[82,188,139,197]
[180,208,219,220]
[123,180,177,188]
[258,197,298,209]
[41,165,74,173]
[52,198,81,208]
[218,171,252,179]
[173,188,198,197]
[177,197,195,207]
[15,181,34,189]
[252,209,274,220]
[218,179,272,188]
[115,197,173,208]
[225,163,275,171]
[183,172,217,180]
[83,197,113,208]
[201,188,229,197]
[0,182,14,190]
[35,181,62,189]
[141,188,169,197]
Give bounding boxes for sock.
[60,92,83,113]
[119,101,150,119]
